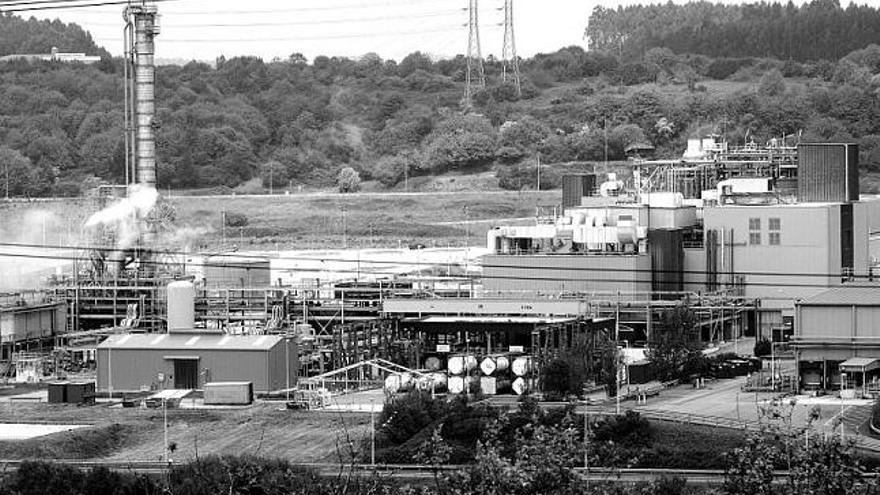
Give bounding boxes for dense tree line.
[587,0,880,62]
[4,7,880,196]
[0,13,109,60]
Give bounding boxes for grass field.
[0,402,369,463]
[166,190,561,251]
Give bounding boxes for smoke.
[160,225,214,252]
[0,208,73,291]
[85,184,158,248]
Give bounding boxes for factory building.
[96,333,297,394]
[0,292,67,361]
[481,142,880,344]
[701,200,878,338]
[792,286,880,396]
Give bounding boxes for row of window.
[749,217,781,245]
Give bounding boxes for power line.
[0,0,178,13]
[0,241,878,287]
[2,247,879,291]
[160,27,465,43]
[78,9,461,28]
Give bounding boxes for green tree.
[0,145,46,197]
[336,166,361,193]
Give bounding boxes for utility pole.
[340,205,347,248]
[464,0,485,106]
[615,290,621,415]
[536,152,541,191]
[464,205,470,273]
[501,0,521,97]
[4,162,8,199]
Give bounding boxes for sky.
[22,0,596,63]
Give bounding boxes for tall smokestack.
[125,3,159,189]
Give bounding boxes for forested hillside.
[3,2,880,197]
[0,12,108,59]
[587,0,880,61]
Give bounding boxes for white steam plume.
[85,185,158,248]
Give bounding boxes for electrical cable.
[0,241,878,288]
[0,0,179,13]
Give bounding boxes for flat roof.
[840,358,880,372]
[799,286,880,306]
[404,316,577,325]
[98,333,283,351]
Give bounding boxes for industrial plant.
[1,2,879,436]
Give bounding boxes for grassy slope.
[169,190,560,250]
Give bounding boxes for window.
[769,232,781,245]
[749,217,761,245]
[769,218,781,230]
[749,218,761,230]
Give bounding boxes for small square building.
[96,333,297,394]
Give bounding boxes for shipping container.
[48,382,67,403]
[204,381,254,405]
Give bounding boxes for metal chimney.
[124,3,159,189]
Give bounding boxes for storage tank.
[424,356,443,371]
[512,377,535,395]
[166,280,195,332]
[448,376,474,394]
[203,255,271,289]
[448,355,478,375]
[511,356,533,377]
[479,356,510,376]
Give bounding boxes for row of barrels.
[383,354,539,396]
[442,355,535,377]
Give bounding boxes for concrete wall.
[482,254,652,297]
[97,345,295,393]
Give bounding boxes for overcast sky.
[26,0,594,62]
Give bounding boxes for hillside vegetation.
[3,2,880,197]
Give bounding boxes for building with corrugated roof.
[792,285,880,395]
[96,333,297,394]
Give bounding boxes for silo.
[166,280,195,332]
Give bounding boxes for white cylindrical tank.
[512,377,529,395]
[512,356,533,377]
[480,356,510,375]
[448,376,474,394]
[448,355,477,375]
[167,280,195,332]
[384,374,401,394]
[425,356,442,371]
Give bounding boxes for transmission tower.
[464,0,485,105]
[501,0,521,97]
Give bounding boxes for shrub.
[754,338,772,357]
[223,212,248,228]
[592,410,652,449]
